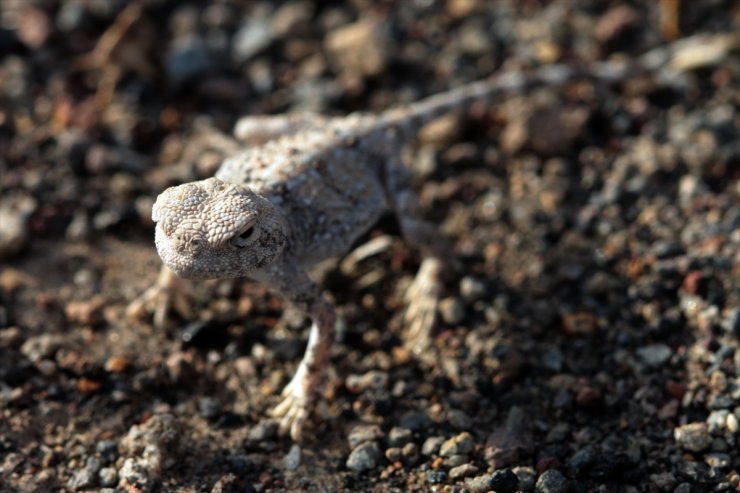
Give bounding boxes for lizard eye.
[231,224,256,248]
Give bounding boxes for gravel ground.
[1,1,739,492]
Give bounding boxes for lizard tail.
[377,31,739,139]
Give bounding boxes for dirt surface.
[1,1,739,492]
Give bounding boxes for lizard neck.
[250,193,291,270]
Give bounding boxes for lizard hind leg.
[385,158,453,356]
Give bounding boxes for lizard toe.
[403,257,443,354]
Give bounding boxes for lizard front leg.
[254,261,336,441]
[125,266,193,329]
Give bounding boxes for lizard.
[128,32,737,441]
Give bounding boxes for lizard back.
[215,128,387,265]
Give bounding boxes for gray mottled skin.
[130,32,735,441]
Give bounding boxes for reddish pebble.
[682,270,704,294]
[77,378,102,394]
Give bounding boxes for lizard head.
[151,177,288,280]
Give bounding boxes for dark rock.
[421,436,445,456]
[96,440,119,464]
[425,470,447,485]
[398,411,432,431]
[283,444,301,471]
[490,469,519,493]
[535,469,569,493]
[566,448,594,473]
[589,453,634,481]
[198,397,222,420]
[166,35,215,87]
[485,427,531,468]
[248,421,278,442]
[346,441,381,472]
[387,427,413,448]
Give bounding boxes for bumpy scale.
[129,32,736,440]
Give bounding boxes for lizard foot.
[126,267,191,329]
[269,364,316,441]
[403,257,443,355]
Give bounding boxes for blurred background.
[0,1,739,492]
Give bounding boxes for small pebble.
[707,410,729,434]
[166,35,215,87]
[401,443,419,464]
[439,432,475,457]
[98,467,118,487]
[348,424,383,448]
[96,440,119,464]
[0,327,24,348]
[705,453,731,469]
[567,448,594,472]
[325,18,389,78]
[425,470,447,485]
[421,436,445,456]
[346,441,381,472]
[490,469,519,493]
[448,408,473,430]
[439,297,465,325]
[385,447,402,462]
[535,469,569,493]
[465,474,494,493]
[232,18,273,63]
[726,413,739,433]
[345,371,388,392]
[118,458,152,492]
[674,484,692,493]
[444,453,469,467]
[465,470,519,493]
[449,463,478,479]
[0,195,36,260]
[387,427,413,448]
[485,427,528,468]
[460,277,487,302]
[513,466,537,492]
[541,349,564,372]
[674,422,711,452]
[198,397,222,419]
[248,420,278,442]
[636,344,673,367]
[398,411,432,431]
[20,334,65,362]
[721,308,740,336]
[69,458,100,491]
[283,444,301,471]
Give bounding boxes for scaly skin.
[131,32,737,440]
